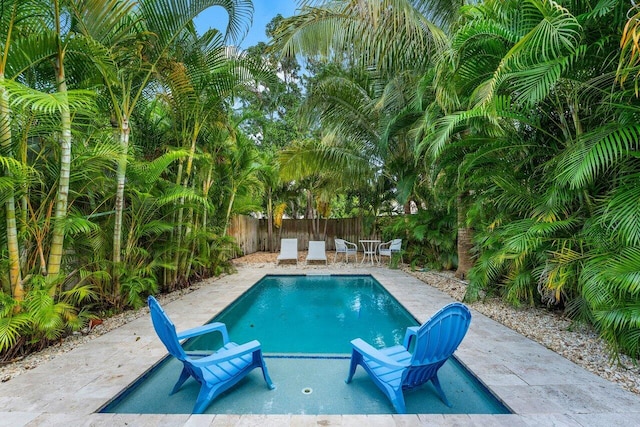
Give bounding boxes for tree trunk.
[322,215,328,241]
[267,188,273,252]
[222,190,236,237]
[202,164,213,232]
[305,190,313,218]
[455,192,473,279]
[112,118,129,265]
[46,56,71,284]
[404,200,412,214]
[306,191,320,239]
[0,78,23,299]
[170,160,184,286]
[184,176,200,280]
[174,130,200,284]
[111,118,130,303]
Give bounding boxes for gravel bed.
[0,281,208,383]
[1,254,638,398]
[404,267,640,395]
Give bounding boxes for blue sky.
[194,1,300,48]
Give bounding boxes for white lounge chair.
[306,241,328,265]
[277,238,298,265]
[334,238,358,263]
[378,239,403,265]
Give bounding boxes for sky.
[194,1,300,48]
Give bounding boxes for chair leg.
[431,374,452,407]
[345,350,408,414]
[171,366,192,395]
[389,388,407,414]
[345,350,361,383]
[193,383,221,414]
[260,359,276,390]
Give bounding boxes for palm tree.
[421,0,640,357]
[416,0,587,279]
[219,133,265,236]
[46,0,76,281]
[272,0,448,78]
[618,4,640,87]
[270,0,463,257]
[256,149,296,252]
[0,0,25,300]
[73,0,253,303]
[155,24,275,283]
[1,0,100,290]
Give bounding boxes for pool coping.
[1,264,639,426]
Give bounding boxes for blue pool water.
[186,274,416,354]
[101,274,510,415]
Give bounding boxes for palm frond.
[140,0,252,55]
[2,80,96,115]
[272,0,444,75]
[128,149,190,187]
[556,124,640,189]
[0,312,32,353]
[279,137,372,186]
[156,185,208,207]
[618,8,640,86]
[70,0,139,45]
[599,180,640,247]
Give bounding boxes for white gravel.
[404,268,640,395]
[1,262,638,398]
[0,284,202,383]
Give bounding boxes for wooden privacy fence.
[227,215,260,256]
[228,216,382,254]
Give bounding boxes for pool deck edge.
[0,264,638,426]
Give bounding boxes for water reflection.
[188,275,418,354]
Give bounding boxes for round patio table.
[359,239,381,265]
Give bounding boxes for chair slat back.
[410,302,471,367]
[335,239,346,251]
[309,240,325,254]
[403,364,441,388]
[390,239,402,251]
[148,296,188,362]
[281,238,297,252]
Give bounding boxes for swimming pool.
[186,274,417,354]
[101,274,510,415]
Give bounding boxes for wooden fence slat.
[227,215,259,256]
[228,216,382,254]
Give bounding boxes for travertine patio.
[1,264,639,426]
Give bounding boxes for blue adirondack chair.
[345,302,472,413]
[148,296,275,414]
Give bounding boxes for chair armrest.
[190,340,262,366]
[345,241,358,250]
[350,338,408,370]
[402,326,419,349]
[177,322,230,344]
[378,240,392,250]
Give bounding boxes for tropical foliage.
[270,0,640,360]
[2,0,640,363]
[0,0,266,359]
